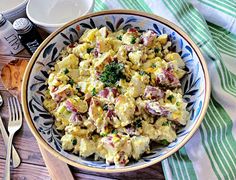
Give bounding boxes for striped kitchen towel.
[93,0,236,179]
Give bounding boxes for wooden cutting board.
[1,59,74,180]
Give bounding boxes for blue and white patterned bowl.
[22,10,210,173]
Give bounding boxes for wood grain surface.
[38,145,74,180]
[1,59,28,99]
[0,32,165,180]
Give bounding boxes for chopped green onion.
[167,95,174,102]
[154,48,160,53]
[139,71,151,78]
[112,129,118,134]
[135,119,142,128]
[87,48,94,53]
[68,79,74,86]
[159,139,169,146]
[103,104,108,110]
[176,102,180,106]
[151,63,156,68]
[139,70,147,76]
[100,132,107,137]
[72,139,77,145]
[99,62,125,87]
[117,35,122,40]
[162,121,171,126]
[64,68,69,74]
[130,36,136,44]
[76,85,81,91]
[116,85,122,89]
[92,88,97,96]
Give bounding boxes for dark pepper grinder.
[13,18,43,55]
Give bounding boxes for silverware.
[0,93,21,168]
[4,97,23,180]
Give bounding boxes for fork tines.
[7,97,22,124]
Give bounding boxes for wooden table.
[0,31,165,180]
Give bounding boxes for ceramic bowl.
[26,0,94,33]
[22,10,210,173]
[0,0,28,22]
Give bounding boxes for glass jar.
[0,14,24,54]
[13,18,43,55]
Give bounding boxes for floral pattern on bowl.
[22,10,210,172]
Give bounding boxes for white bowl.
[26,0,94,33]
[0,0,28,22]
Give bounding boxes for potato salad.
[43,27,189,166]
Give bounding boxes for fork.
[0,93,21,168]
[4,97,23,180]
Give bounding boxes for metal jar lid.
[13,18,33,34]
[0,14,7,27]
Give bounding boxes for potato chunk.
[131,136,150,160]
[115,95,136,127]
[55,54,78,70]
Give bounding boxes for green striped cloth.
[93,0,236,179]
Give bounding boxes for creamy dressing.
[43,28,189,166]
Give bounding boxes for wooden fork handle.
[0,116,21,168]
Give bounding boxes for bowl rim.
[1,0,28,14]
[22,9,211,173]
[26,0,95,27]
